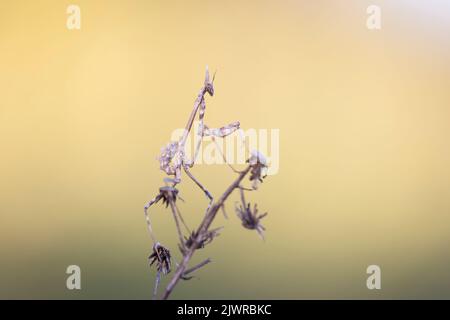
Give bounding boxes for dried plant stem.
[183,258,212,276]
[161,166,251,300]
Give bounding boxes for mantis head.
[204,65,216,96]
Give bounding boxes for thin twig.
[221,204,228,219]
[183,258,212,276]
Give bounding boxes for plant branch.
[183,258,211,277]
[161,166,251,300]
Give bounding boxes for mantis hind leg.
[182,166,214,213]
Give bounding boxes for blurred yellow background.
[1,0,450,299]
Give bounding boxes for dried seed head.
[180,228,223,255]
[235,202,267,239]
[248,150,268,190]
[149,242,172,275]
[159,186,180,207]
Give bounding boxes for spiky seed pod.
[158,186,180,207]
[235,202,268,239]
[180,228,223,255]
[149,242,172,275]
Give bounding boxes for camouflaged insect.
[143,67,270,299]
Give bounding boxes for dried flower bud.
[247,150,268,190]
[235,202,267,240]
[181,228,223,255]
[149,242,172,275]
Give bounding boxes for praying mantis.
[144,66,242,244]
[143,67,269,299]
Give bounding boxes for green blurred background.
[1,0,450,299]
